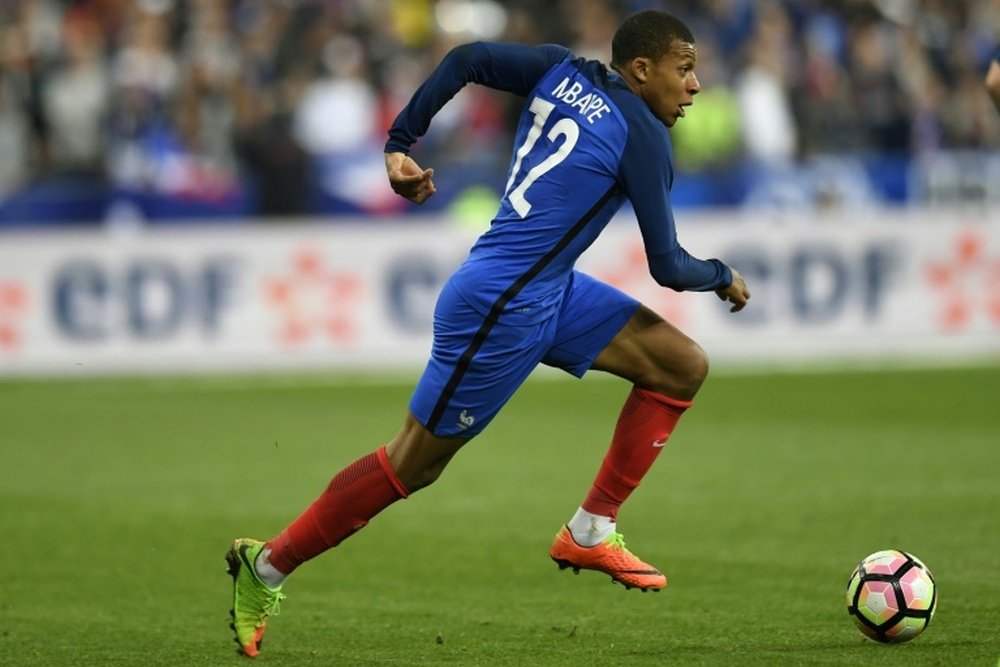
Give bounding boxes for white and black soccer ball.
[846,549,936,643]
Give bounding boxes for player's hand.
[715,268,750,313]
[385,152,436,204]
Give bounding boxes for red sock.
[265,446,408,574]
[581,386,691,521]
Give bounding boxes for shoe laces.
[258,587,286,619]
[605,532,629,552]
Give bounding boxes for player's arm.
[385,42,569,204]
[619,113,749,312]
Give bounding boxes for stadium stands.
[0,0,997,223]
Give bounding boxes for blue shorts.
[410,270,639,437]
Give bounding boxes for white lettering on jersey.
[550,76,611,125]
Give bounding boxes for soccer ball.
[846,549,936,643]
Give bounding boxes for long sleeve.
[617,102,732,292]
[385,42,569,154]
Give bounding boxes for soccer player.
[227,10,750,657]
[986,46,1000,113]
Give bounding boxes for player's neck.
[609,64,639,95]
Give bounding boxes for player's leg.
[260,415,468,579]
[590,302,708,400]
[576,302,705,528]
[251,289,552,578]
[542,273,705,590]
[228,416,465,657]
[228,278,553,656]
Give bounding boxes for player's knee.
[681,342,710,393]
[645,339,709,400]
[386,420,466,493]
[403,459,451,492]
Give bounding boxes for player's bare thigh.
[590,304,709,400]
[385,412,470,492]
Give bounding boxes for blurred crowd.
[0,0,998,221]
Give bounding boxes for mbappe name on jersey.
[551,77,612,124]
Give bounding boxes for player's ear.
[629,57,650,83]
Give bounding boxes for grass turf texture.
[1,366,998,666]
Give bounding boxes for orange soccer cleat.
[549,525,667,592]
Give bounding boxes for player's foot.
[549,525,667,592]
[226,538,286,657]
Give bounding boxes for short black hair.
[611,10,695,67]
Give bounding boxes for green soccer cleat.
[226,538,286,657]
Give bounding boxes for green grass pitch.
[2,365,999,666]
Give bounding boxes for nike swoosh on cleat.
[652,439,667,447]
[237,544,261,583]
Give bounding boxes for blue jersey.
[386,42,731,322]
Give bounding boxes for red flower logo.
[925,231,1000,331]
[263,249,363,346]
[0,281,29,353]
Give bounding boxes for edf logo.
[53,258,237,340]
[723,243,900,324]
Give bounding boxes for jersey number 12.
[504,97,579,218]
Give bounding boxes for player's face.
[641,40,700,127]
